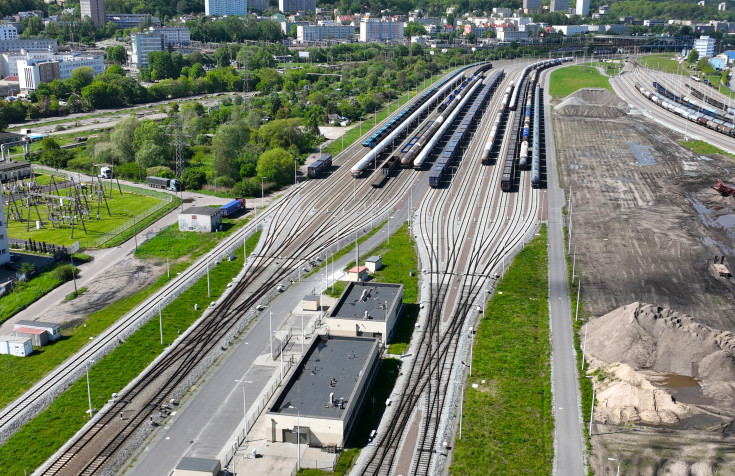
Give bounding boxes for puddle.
[678,413,729,430]
[687,193,735,241]
[647,373,714,406]
[703,236,735,255]
[628,141,657,166]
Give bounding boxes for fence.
[84,196,173,248]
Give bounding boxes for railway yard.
[3,53,735,476]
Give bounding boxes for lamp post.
[269,310,273,358]
[124,209,137,250]
[587,376,596,436]
[607,457,620,476]
[288,405,301,470]
[86,360,94,418]
[261,177,265,210]
[235,379,254,437]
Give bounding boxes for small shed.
[13,326,48,346]
[174,457,221,476]
[365,256,383,273]
[14,320,61,341]
[178,207,223,233]
[0,335,33,357]
[348,266,369,282]
[302,295,320,311]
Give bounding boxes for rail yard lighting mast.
[235,379,254,437]
[608,457,620,476]
[288,405,301,470]
[86,360,94,418]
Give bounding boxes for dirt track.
[553,89,735,475]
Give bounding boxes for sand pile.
[594,363,693,425]
[554,88,629,118]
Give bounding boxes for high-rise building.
[575,0,590,16]
[132,32,164,67]
[0,26,18,41]
[550,0,570,13]
[205,0,248,16]
[297,25,355,41]
[523,0,543,12]
[80,0,106,28]
[249,0,269,11]
[279,0,316,14]
[359,20,404,43]
[694,35,716,58]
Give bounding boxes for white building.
[0,336,33,357]
[359,20,404,43]
[297,24,355,41]
[205,0,247,16]
[497,27,530,42]
[149,27,191,46]
[694,35,716,58]
[178,207,222,232]
[11,52,103,89]
[553,24,591,35]
[18,58,60,90]
[0,26,18,41]
[550,0,570,12]
[0,198,9,266]
[80,0,106,28]
[1,50,56,78]
[576,0,590,15]
[279,0,316,14]
[57,54,105,78]
[132,32,164,67]
[325,282,403,344]
[0,39,57,53]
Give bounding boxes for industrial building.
[326,282,403,344]
[0,160,32,182]
[178,207,223,233]
[13,320,62,342]
[0,335,33,357]
[266,335,380,447]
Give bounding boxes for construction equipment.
[712,179,735,197]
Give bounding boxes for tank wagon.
[480,82,514,165]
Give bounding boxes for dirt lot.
[553,89,735,475]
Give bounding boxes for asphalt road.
[543,70,586,476]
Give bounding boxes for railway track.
[33,66,490,476]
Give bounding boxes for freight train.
[480,82,514,165]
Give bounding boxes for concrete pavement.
[543,71,587,476]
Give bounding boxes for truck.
[220,198,247,217]
[146,176,181,191]
[98,167,112,179]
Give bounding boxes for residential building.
[359,19,404,42]
[550,0,569,13]
[0,26,18,41]
[576,0,590,15]
[132,32,164,67]
[149,27,191,46]
[80,0,106,28]
[279,0,316,14]
[0,197,8,266]
[205,0,248,16]
[56,54,105,78]
[0,39,57,53]
[553,24,591,35]
[105,14,161,29]
[297,24,355,41]
[497,27,529,42]
[523,0,543,12]
[18,58,60,90]
[250,0,269,11]
[694,35,715,58]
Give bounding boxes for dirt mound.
[554,87,628,118]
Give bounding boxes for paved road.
[543,70,587,476]
[126,210,408,476]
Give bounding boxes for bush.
[115,161,142,180]
[232,177,260,198]
[214,175,235,189]
[182,168,206,190]
[67,155,95,173]
[51,265,77,282]
[146,166,174,178]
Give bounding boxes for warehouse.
[13,320,61,342]
[0,335,33,357]
[178,207,222,233]
[326,282,403,344]
[0,160,32,183]
[266,335,380,447]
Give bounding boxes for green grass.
[4,190,163,247]
[0,231,262,475]
[639,54,687,76]
[0,263,75,326]
[134,219,247,261]
[680,140,735,159]
[101,197,179,249]
[297,447,361,476]
[64,286,87,301]
[549,64,613,99]
[450,226,552,475]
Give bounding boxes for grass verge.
[549,64,612,99]
[134,219,247,260]
[680,140,735,159]
[64,286,87,301]
[0,231,262,475]
[450,225,553,475]
[0,263,76,326]
[101,196,180,248]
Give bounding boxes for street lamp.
[86,360,94,418]
[261,177,265,210]
[123,209,137,250]
[587,376,596,437]
[235,379,254,438]
[608,457,620,476]
[288,405,301,470]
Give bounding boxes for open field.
[548,64,612,99]
[0,263,76,326]
[134,219,246,261]
[680,139,735,159]
[0,231,262,475]
[450,227,552,475]
[4,190,163,246]
[639,54,686,76]
[553,89,735,473]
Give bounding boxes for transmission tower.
[174,115,184,180]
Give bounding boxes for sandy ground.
[553,89,735,474]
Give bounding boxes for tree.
[135,142,169,169]
[106,45,127,64]
[41,136,60,151]
[68,67,95,92]
[212,122,250,179]
[687,49,699,64]
[110,116,138,163]
[256,147,294,186]
[182,168,207,190]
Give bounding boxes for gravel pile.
[555,88,629,119]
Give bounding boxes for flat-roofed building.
[206,0,248,16]
[297,24,356,41]
[174,457,221,476]
[18,58,60,90]
[0,39,57,53]
[0,160,32,182]
[0,335,33,357]
[132,32,164,67]
[105,14,162,29]
[0,25,18,41]
[279,0,316,14]
[359,20,404,43]
[13,320,61,341]
[178,207,223,232]
[326,282,403,344]
[266,335,380,447]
